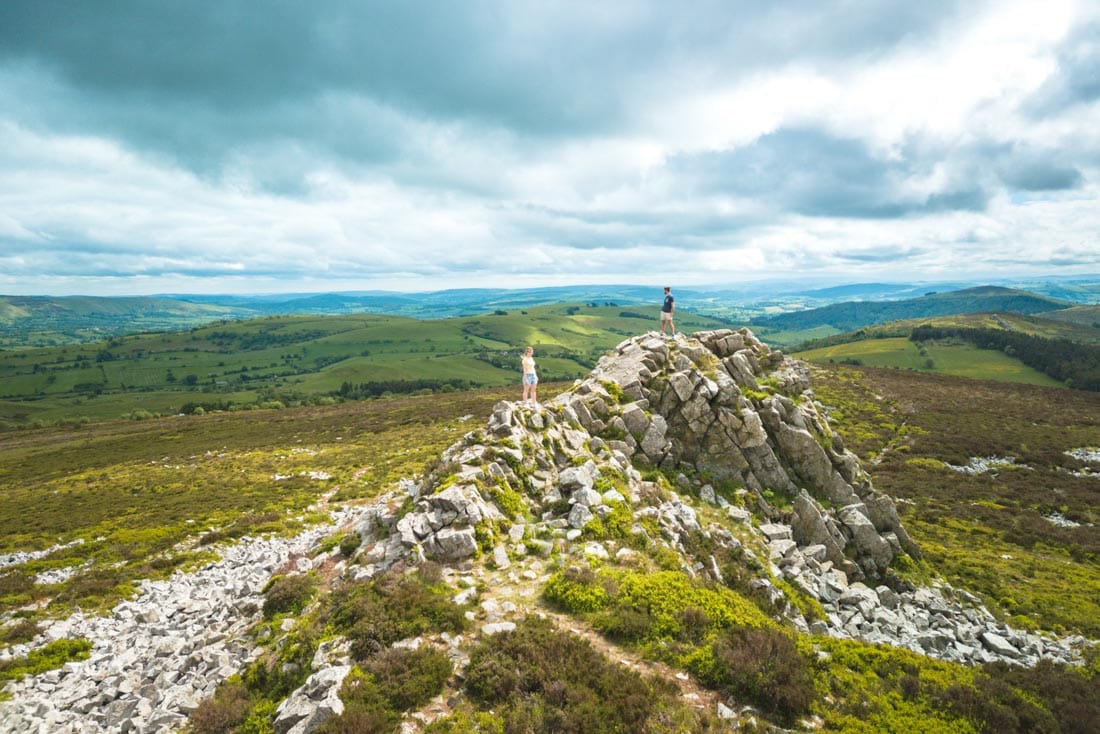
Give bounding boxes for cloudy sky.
[1,0,1098,296]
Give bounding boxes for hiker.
[521,346,538,405]
[660,286,675,335]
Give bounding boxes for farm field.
[0,305,729,428]
[795,336,1066,387]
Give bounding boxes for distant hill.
[0,295,239,348]
[792,310,1100,391]
[753,286,1072,333]
[4,280,1097,351]
[1039,304,1100,329]
[0,304,728,428]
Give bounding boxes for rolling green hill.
[1040,304,1100,329]
[795,337,1065,387]
[793,312,1100,390]
[0,295,241,349]
[753,286,1073,334]
[0,304,725,428]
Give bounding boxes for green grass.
[0,305,728,429]
[0,385,518,619]
[796,337,1065,387]
[809,364,1100,635]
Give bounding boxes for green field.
[0,305,728,428]
[795,336,1066,387]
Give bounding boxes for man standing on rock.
[659,286,675,336]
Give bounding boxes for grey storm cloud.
[668,129,993,219]
[0,0,970,175]
[1027,21,1100,114]
[0,0,1097,294]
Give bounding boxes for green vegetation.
[908,324,1100,390]
[811,364,1100,635]
[451,615,722,732]
[0,638,93,681]
[0,304,726,429]
[318,648,453,733]
[0,386,514,626]
[325,570,469,661]
[261,573,318,619]
[796,336,1065,387]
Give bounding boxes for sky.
[1,0,1098,297]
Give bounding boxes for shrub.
[931,659,1100,734]
[542,567,609,614]
[593,570,771,644]
[364,646,453,711]
[188,681,252,734]
[338,532,361,557]
[463,616,710,732]
[422,706,506,733]
[316,672,398,734]
[689,626,815,725]
[0,618,40,645]
[0,638,93,681]
[262,573,317,619]
[327,570,467,661]
[242,630,316,700]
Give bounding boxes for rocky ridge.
[1,329,1092,733]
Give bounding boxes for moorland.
[2,282,1100,731]
[2,347,1099,731]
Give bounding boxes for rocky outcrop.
[2,328,1090,733]
[761,518,1088,667]
[555,329,916,581]
[389,329,914,584]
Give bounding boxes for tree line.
[909,325,1100,391]
[335,378,476,399]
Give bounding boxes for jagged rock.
[424,527,478,561]
[274,666,350,734]
[568,504,594,529]
[980,631,1022,659]
[571,487,602,508]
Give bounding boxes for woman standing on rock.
[521,346,538,406]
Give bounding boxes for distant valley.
[3,279,1100,429]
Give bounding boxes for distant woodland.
[910,325,1100,391]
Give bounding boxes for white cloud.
[0,1,1096,295]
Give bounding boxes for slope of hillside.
[754,286,1073,334]
[1041,304,1100,329]
[0,295,241,348]
[0,305,727,429]
[1,332,1098,732]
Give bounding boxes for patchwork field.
[796,337,1065,387]
[0,305,728,428]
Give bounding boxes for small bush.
[364,646,453,711]
[338,532,361,557]
[262,573,317,619]
[327,570,467,661]
[242,630,316,701]
[188,681,252,734]
[0,617,40,645]
[689,626,815,725]
[317,653,450,734]
[316,674,399,734]
[0,638,93,681]
[542,567,609,614]
[463,616,710,732]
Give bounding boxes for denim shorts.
[524,373,538,385]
